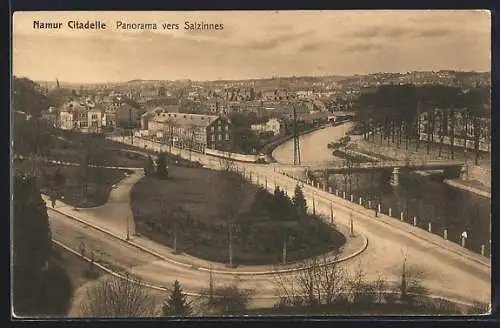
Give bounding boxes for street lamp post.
[126,215,130,241]
[282,234,287,265]
[350,212,354,236]
[173,222,178,253]
[228,223,234,267]
[129,107,134,145]
[312,192,316,216]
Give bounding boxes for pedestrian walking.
[50,192,57,208]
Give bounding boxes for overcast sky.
[13,10,491,83]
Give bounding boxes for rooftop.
[149,112,219,128]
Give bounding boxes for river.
[272,123,491,256]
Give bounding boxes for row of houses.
[40,97,159,133]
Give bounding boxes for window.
[211,126,215,131]
[80,121,88,128]
[91,114,98,120]
[225,133,229,141]
[218,134,222,141]
[225,125,229,131]
[211,135,215,141]
[91,121,98,128]
[218,126,222,132]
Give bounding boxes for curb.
[48,205,368,276]
[279,173,490,269]
[54,238,482,310]
[443,179,491,199]
[13,155,143,171]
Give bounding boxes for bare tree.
[467,301,490,315]
[202,284,254,315]
[218,152,235,172]
[273,252,349,309]
[347,261,376,305]
[79,274,158,317]
[397,254,428,305]
[372,273,387,304]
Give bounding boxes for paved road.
[49,125,490,314]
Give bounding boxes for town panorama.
[11,9,491,320]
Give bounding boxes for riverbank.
[444,179,491,199]
[262,124,331,162]
[351,136,491,199]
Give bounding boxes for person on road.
[50,192,57,208]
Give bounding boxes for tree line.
[354,84,490,164]
[75,251,489,317]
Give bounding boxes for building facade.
[57,101,105,133]
[143,111,233,151]
[250,118,282,136]
[418,108,491,152]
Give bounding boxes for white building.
[57,100,105,132]
[59,111,74,130]
[250,118,282,136]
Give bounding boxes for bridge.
[308,159,466,174]
[290,159,468,186]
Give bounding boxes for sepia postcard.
[11,10,491,318]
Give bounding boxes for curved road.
[50,124,490,315]
[269,123,490,303]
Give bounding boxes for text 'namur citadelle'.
[32,20,224,31]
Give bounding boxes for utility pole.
[208,264,214,303]
[293,101,301,165]
[401,253,407,300]
[228,224,233,267]
[126,215,130,240]
[282,234,287,265]
[189,129,195,163]
[312,192,316,216]
[173,222,178,253]
[350,212,354,236]
[129,107,134,145]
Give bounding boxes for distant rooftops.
[146,111,219,128]
[141,97,179,107]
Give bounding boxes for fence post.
[343,191,346,199]
[481,245,485,256]
[413,216,417,226]
[428,222,432,233]
[378,203,381,213]
[359,197,362,205]
[443,229,448,240]
[400,211,404,221]
[388,207,392,217]
[328,186,332,193]
[368,200,371,208]
[350,194,354,202]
